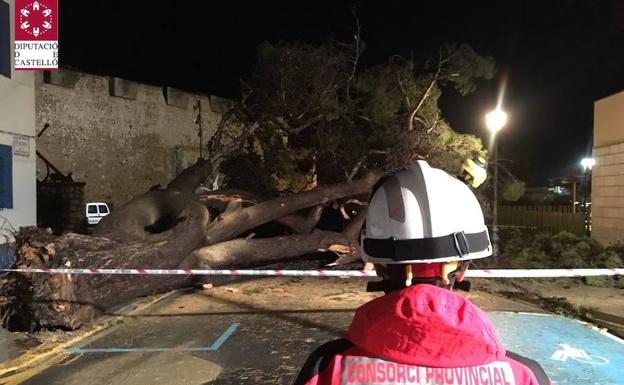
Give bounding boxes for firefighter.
[294,161,550,385]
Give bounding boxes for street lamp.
[485,108,508,260]
[580,157,595,171]
[580,157,595,235]
[485,109,508,136]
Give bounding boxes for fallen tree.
[0,165,382,331]
[1,37,495,331]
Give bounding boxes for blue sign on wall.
[0,144,13,209]
[489,311,624,385]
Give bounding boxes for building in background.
[592,90,624,245]
[3,0,229,236]
[0,0,37,232]
[35,70,228,209]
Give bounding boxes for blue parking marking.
[488,312,624,385]
[208,322,240,350]
[64,322,240,354]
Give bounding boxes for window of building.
[0,1,10,78]
[0,144,13,208]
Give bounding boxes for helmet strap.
[368,261,471,293]
[440,262,459,286]
[405,265,413,287]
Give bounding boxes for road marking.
[208,322,240,350]
[0,290,182,384]
[62,323,240,354]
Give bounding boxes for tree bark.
[199,189,324,234]
[94,158,212,241]
[191,205,369,272]
[204,169,383,245]
[1,166,382,331]
[1,202,209,331]
[193,229,357,268]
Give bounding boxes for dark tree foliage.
[219,39,495,195]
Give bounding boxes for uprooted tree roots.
[0,158,382,331]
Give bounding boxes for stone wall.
[35,70,228,208]
[592,91,624,245]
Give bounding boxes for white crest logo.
[18,1,53,38]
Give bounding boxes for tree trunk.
[93,158,213,241]
[1,202,210,331]
[203,169,383,245]
[1,164,381,331]
[193,207,367,268]
[193,230,357,268]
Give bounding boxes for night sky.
[59,0,624,185]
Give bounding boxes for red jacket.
[294,284,550,385]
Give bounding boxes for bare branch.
[273,114,324,134]
[407,48,446,131]
[346,154,367,182]
[397,72,411,108]
[427,112,440,133]
[346,7,362,99]
[210,122,259,163]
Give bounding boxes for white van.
[86,202,110,226]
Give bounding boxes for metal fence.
[498,205,585,235]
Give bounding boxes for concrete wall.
[592,91,624,245]
[35,70,227,207]
[0,0,37,230]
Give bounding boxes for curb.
[0,290,181,384]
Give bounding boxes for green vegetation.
[219,39,495,196]
[499,230,624,287]
[243,287,265,296]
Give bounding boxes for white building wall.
[0,0,37,230]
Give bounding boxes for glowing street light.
[485,108,507,260]
[485,109,508,136]
[580,157,595,171]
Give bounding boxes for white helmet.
[361,160,492,264]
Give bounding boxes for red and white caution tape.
[465,268,623,278]
[0,268,622,278]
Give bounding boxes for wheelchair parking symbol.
[550,344,610,365]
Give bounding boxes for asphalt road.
[15,278,367,385]
[5,277,624,385]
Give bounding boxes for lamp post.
[485,108,508,259]
[580,157,595,235]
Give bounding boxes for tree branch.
[397,72,411,108]
[346,8,362,99]
[407,49,445,131]
[204,169,384,245]
[276,205,324,234]
[273,114,324,134]
[193,229,358,268]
